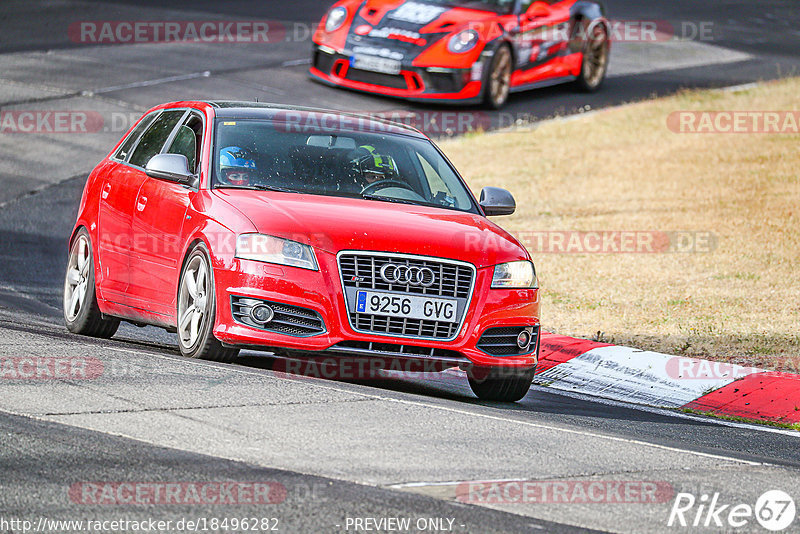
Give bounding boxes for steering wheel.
[361,179,417,196]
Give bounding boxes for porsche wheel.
[63,229,120,338]
[575,19,610,92]
[468,367,536,402]
[177,244,239,362]
[484,45,512,109]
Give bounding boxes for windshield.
[424,0,516,14]
[212,118,479,213]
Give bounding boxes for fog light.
[251,304,274,325]
[516,330,531,350]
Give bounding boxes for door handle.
[137,196,148,211]
[102,183,112,199]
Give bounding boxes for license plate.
[355,291,457,322]
[351,55,402,75]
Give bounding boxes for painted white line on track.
[718,82,760,92]
[97,345,765,466]
[490,80,773,136]
[608,40,751,78]
[16,324,795,441]
[281,58,311,67]
[87,71,212,95]
[529,385,800,439]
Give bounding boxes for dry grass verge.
[442,78,800,370]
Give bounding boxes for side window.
[415,152,472,210]
[128,110,184,169]
[114,112,158,161]
[417,153,448,196]
[166,114,203,173]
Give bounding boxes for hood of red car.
[361,0,500,29]
[215,190,528,268]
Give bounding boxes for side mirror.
[526,1,551,18]
[145,153,194,184]
[480,187,516,216]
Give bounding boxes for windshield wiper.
[216,184,300,194]
[360,193,422,206]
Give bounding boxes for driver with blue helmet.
[219,146,258,187]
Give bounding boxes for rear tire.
[177,244,239,363]
[64,229,120,339]
[468,366,536,402]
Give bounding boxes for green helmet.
[352,145,398,182]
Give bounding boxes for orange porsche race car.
[311,0,610,108]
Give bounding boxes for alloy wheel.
[178,255,209,349]
[64,235,90,322]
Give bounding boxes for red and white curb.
[536,334,800,426]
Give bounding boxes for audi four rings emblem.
[380,264,436,287]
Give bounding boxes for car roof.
[194,100,427,139]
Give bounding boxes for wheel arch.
[568,2,611,56]
[570,1,607,24]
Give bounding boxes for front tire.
[574,19,610,92]
[484,45,512,109]
[468,366,536,402]
[177,244,239,363]
[63,229,120,338]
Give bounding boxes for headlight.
[325,7,348,32]
[491,261,537,289]
[236,234,318,271]
[448,30,480,54]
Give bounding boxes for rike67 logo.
[668,490,796,531]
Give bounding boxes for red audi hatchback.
[64,101,540,401]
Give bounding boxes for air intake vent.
[231,296,325,337]
[477,326,539,356]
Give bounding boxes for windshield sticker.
[388,2,446,24]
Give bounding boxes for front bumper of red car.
[212,250,539,370]
[310,46,485,105]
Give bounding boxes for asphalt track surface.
[1,1,800,533]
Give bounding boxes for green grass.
[680,408,800,431]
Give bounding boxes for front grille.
[477,326,539,356]
[339,253,473,299]
[231,296,326,337]
[345,68,409,89]
[338,252,476,341]
[425,71,461,93]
